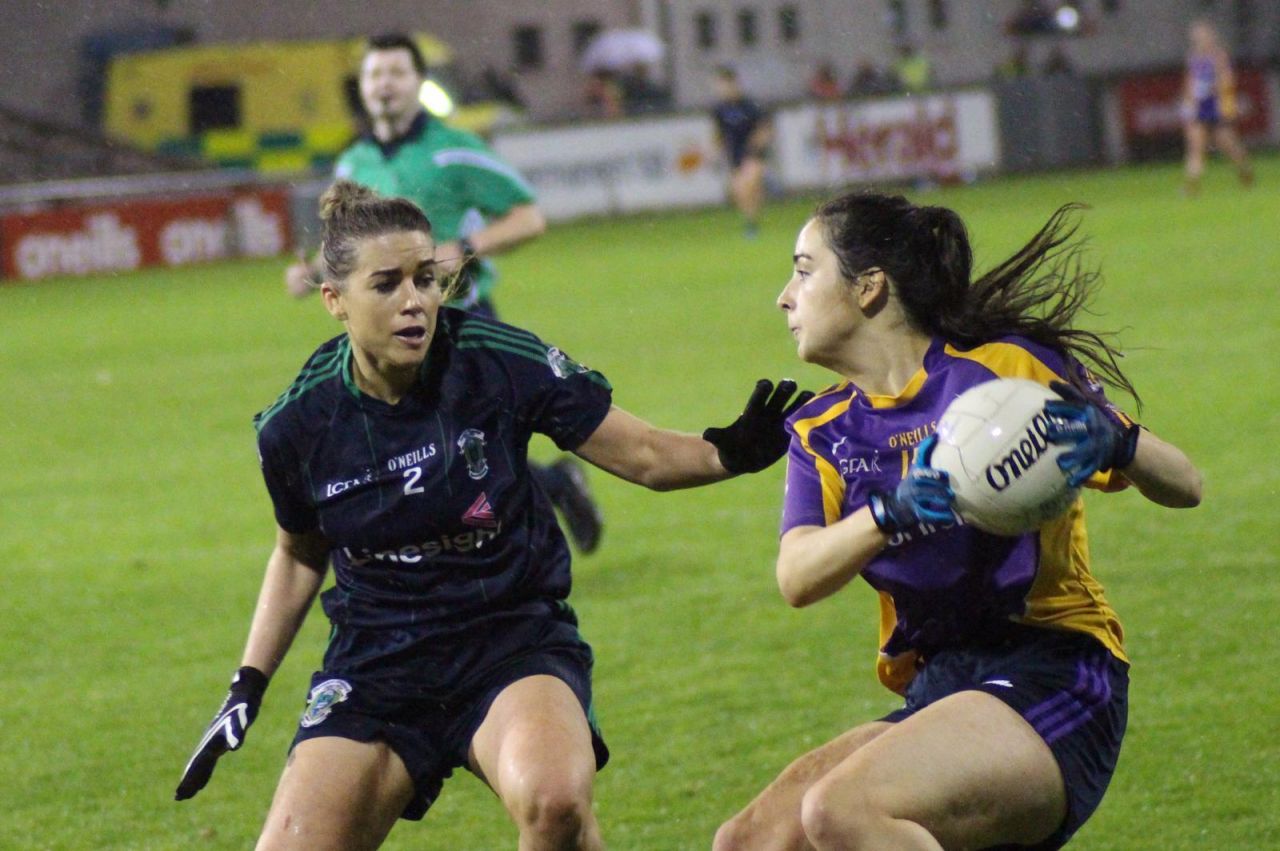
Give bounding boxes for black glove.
[868,435,957,534]
[1044,380,1139,488]
[703,379,815,474]
[175,666,269,801]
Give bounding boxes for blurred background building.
[1,0,1277,280]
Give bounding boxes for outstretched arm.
[574,379,813,491]
[574,405,726,491]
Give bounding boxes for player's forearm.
[469,204,546,256]
[576,407,731,491]
[776,513,885,607]
[240,541,327,678]
[1118,430,1202,509]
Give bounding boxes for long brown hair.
[813,192,1139,405]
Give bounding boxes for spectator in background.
[1043,43,1075,76]
[848,59,897,97]
[994,44,1031,80]
[711,66,772,239]
[891,43,932,94]
[618,63,672,115]
[480,65,525,109]
[1005,0,1058,36]
[1182,19,1254,195]
[584,70,624,119]
[807,62,843,101]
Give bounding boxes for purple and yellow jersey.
[1188,53,1237,123]
[782,336,1135,694]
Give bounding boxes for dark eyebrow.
[793,252,812,263]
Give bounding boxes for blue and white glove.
[175,666,268,801]
[1044,380,1140,488]
[868,435,957,534]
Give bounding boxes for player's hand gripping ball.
[1043,380,1139,487]
[868,434,958,535]
[929,378,1080,536]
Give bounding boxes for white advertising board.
[773,91,1000,189]
[492,116,726,221]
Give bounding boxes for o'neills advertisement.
[1,189,289,281]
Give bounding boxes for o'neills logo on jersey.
[342,523,503,566]
[985,413,1052,492]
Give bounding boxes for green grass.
[2,154,1277,849]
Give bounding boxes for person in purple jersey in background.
[1182,19,1254,196]
[714,193,1202,851]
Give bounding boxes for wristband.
[459,236,478,258]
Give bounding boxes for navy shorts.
[881,626,1129,849]
[290,620,609,820]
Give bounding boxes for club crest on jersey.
[463,492,498,527]
[547,347,589,379]
[300,678,352,728]
[457,429,489,480]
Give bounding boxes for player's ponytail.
[319,179,437,292]
[813,192,1138,405]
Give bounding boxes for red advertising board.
[1,188,290,281]
[1115,67,1270,157]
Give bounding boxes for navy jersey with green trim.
[253,307,612,646]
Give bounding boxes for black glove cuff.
[1111,423,1141,471]
[231,666,269,701]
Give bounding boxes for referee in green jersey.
[285,34,604,552]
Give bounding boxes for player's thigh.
[810,690,1065,849]
[1185,121,1209,154]
[735,157,766,188]
[714,720,893,851]
[468,674,598,810]
[1212,125,1246,155]
[257,736,414,851]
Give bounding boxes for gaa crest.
[300,678,352,728]
[457,428,489,480]
[547,347,588,379]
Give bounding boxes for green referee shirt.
[335,112,536,305]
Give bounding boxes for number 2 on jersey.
[402,466,424,495]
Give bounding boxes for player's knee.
[511,781,593,845]
[712,812,753,851]
[800,779,876,847]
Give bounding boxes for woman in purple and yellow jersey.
[1182,19,1253,195]
[714,193,1202,851]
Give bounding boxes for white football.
[931,378,1079,536]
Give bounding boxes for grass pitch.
[1,154,1277,849]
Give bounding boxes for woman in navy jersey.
[714,193,1202,850]
[1182,19,1253,195]
[175,180,809,850]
